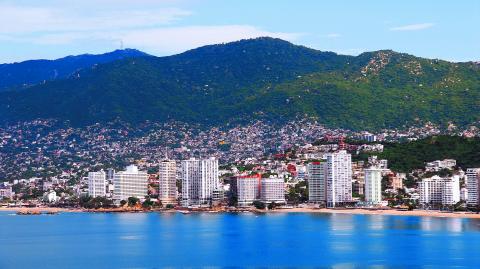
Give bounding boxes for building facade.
[364,168,383,204]
[158,159,177,205]
[0,184,13,199]
[236,174,261,207]
[325,150,352,208]
[419,175,460,206]
[466,168,480,206]
[88,170,107,198]
[113,165,148,203]
[260,177,286,204]
[307,162,326,203]
[181,157,219,206]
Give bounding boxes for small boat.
[178,210,191,214]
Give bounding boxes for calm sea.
[1,211,480,268]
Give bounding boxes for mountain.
[0,49,149,91]
[0,37,479,130]
[374,136,480,173]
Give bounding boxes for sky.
[0,0,478,63]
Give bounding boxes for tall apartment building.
[364,167,383,204]
[88,170,107,198]
[237,174,261,207]
[181,157,219,206]
[158,159,177,205]
[113,165,148,203]
[325,150,352,208]
[419,175,460,206]
[466,168,480,206]
[260,177,286,204]
[308,162,326,203]
[308,151,352,207]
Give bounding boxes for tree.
[286,181,308,205]
[142,198,155,209]
[268,202,277,210]
[253,200,266,210]
[127,197,140,207]
[120,200,127,207]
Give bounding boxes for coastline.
[274,208,480,219]
[2,206,480,219]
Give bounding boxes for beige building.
[158,159,177,205]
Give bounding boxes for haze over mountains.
[0,49,149,91]
[0,37,479,130]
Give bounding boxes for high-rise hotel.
[88,170,107,198]
[419,175,460,206]
[159,159,177,205]
[181,157,219,206]
[364,167,383,204]
[308,150,352,207]
[307,161,326,203]
[467,168,480,206]
[113,165,148,203]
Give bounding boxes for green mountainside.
[376,136,480,172]
[0,37,479,130]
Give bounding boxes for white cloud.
[17,25,301,55]
[326,33,341,38]
[118,25,302,55]
[0,3,191,34]
[0,2,302,58]
[389,23,435,31]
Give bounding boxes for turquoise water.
[1,211,480,268]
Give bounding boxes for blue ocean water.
[1,211,480,268]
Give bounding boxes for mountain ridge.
[0,37,479,131]
[0,48,149,91]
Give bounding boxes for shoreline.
[2,206,480,219]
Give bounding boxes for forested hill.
[0,48,149,91]
[0,37,479,130]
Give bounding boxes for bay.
[1,211,480,268]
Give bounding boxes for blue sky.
[0,0,478,63]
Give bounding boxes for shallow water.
[1,211,480,268]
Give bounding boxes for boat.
[178,210,191,214]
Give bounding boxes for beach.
[2,206,480,219]
[273,207,480,219]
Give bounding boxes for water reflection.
[1,212,480,268]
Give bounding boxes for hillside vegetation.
[0,38,479,130]
[378,136,480,172]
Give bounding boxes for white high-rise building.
[364,167,383,204]
[236,174,261,207]
[325,150,352,208]
[419,175,460,206]
[113,165,148,202]
[88,170,106,198]
[260,177,286,204]
[159,159,177,205]
[308,161,326,203]
[466,168,480,206]
[181,157,219,206]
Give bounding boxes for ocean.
[1,211,480,268]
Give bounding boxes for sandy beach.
[273,207,480,219]
[2,206,480,218]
